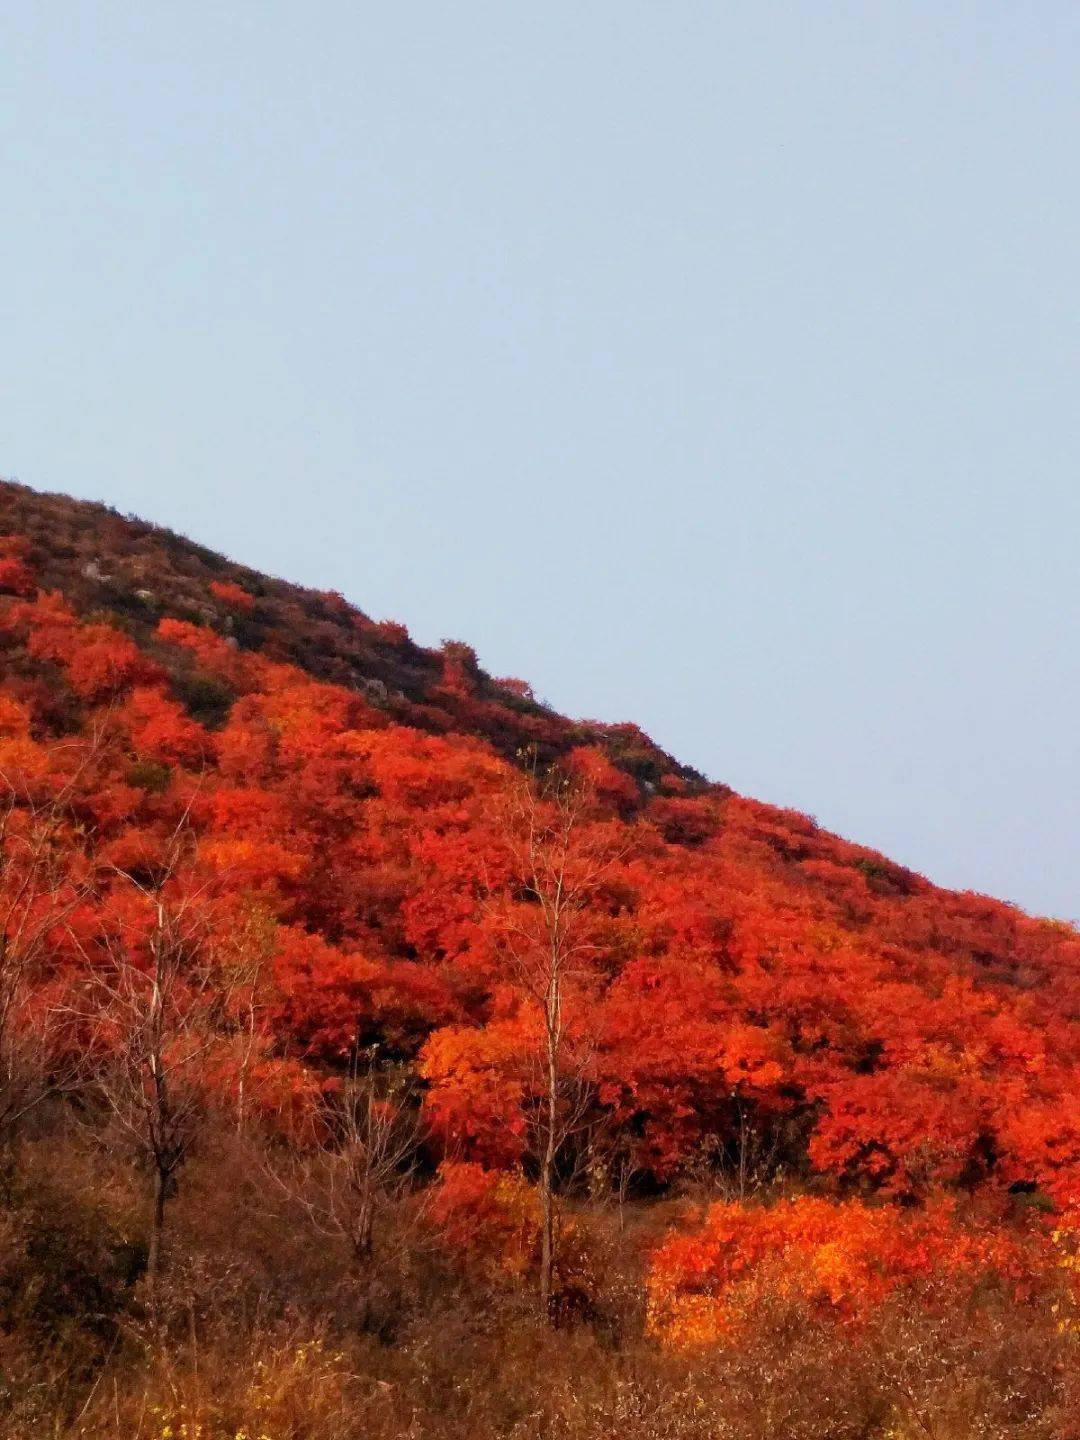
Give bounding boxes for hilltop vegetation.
[0,478,1078,1438]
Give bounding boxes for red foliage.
[119,686,206,763]
[209,579,255,612]
[0,476,1078,1303]
[155,616,242,676]
[0,536,36,596]
[429,1161,541,1278]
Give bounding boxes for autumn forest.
[1,479,1079,1439]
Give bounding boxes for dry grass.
[0,1119,1076,1440]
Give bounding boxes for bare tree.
[87,828,219,1300]
[582,1122,646,1234]
[489,767,626,1320]
[269,1054,423,1274]
[213,898,276,1134]
[692,1094,788,1203]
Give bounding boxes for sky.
[2,3,1079,919]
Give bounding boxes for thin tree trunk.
[539,991,559,1321]
[539,1171,555,1319]
[354,1192,374,1262]
[146,1164,167,1300]
[236,998,257,1134]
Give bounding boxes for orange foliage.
[647,1195,1035,1346]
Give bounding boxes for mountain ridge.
[0,476,704,790]
[0,473,1076,1207]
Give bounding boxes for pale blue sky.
[3,3,1079,918]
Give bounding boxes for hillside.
[0,480,697,785]
[1,476,1079,1438]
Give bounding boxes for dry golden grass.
[1,1119,1077,1440]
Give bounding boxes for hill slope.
[3,477,1080,1435]
[0,479,697,784]
[0,474,1077,1207]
